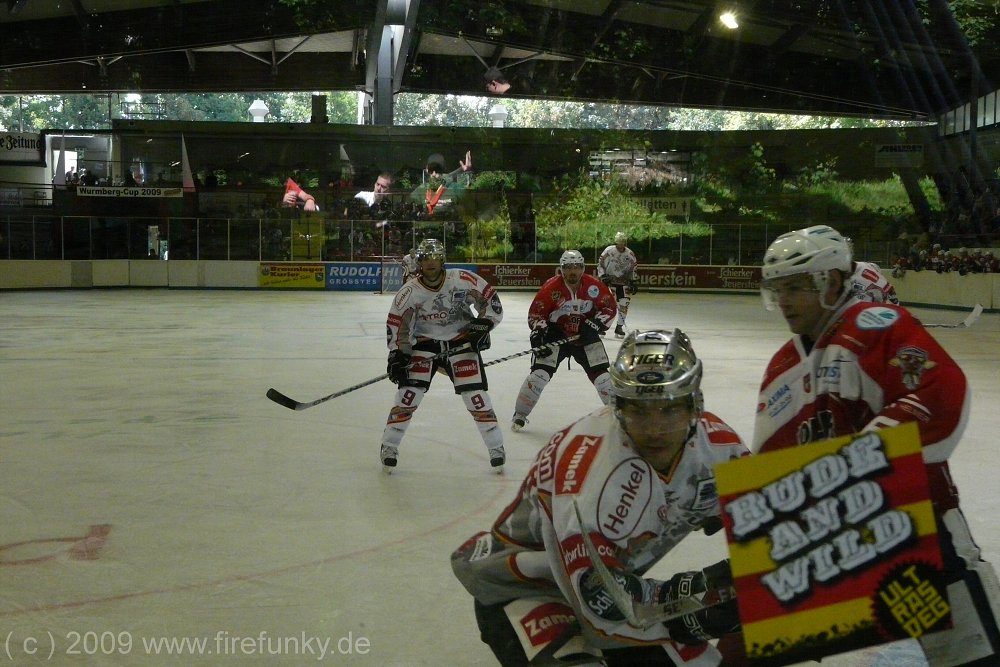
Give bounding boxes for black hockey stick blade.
[266,387,306,411]
[925,303,983,328]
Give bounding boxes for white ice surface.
[1,289,996,666]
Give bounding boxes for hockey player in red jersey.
[510,250,618,432]
[453,329,749,666]
[743,224,1000,666]
[380,238,505,473]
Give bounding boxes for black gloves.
[661,560,740,645]
[464,317,494,351]
[627,280,639,295]
[387,350,411,385]
[600,274,613,285]
[530,327,553,358]
[578,318,603,345]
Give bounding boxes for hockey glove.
[387,350,411,385]
[600,274,613,285]
[661,559,740,645]
[627,280,639,295]
[530,327,553,358]
[464,318,494,351]
[578,318,603,345]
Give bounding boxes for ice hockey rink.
[1,288,997,666]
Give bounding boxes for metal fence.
[0,214,901,267]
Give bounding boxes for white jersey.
[850,261,899,304]
[452,406,747,658]
[386,268,502,353]
[597,245,638,284]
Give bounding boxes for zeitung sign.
[0,132,43,163]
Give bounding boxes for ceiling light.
[719,11,739,30]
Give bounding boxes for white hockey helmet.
[761,225,852,310]
[610,328,704,414]
[614,231,627,245]
[416,238,446,262]
[560,249,585,268]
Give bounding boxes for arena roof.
[1,0,997,121]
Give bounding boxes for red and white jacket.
[753,300,969,509]
[527,273,617,335]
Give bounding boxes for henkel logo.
[453,359,479,377]
[597,458,653,539]
[555,435,602,494]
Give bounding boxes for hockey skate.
[511,414,528,432]
[489,446,506,473]
[380,444,398,474]
[614,325,626,338]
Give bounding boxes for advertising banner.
[874,144,924,168]
[76,186,184,198]
[325,262,399,291]
[259,263,326,288]
[476,264,760,291]
[716,422,949,665]
[638,265,760,291]
[0,132,42,163]
[475,264,556,289]
[631,196,695,217]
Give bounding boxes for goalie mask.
[610,329,704,455]
[416,238,446,263]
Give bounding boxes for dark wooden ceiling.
[1,0,997,121]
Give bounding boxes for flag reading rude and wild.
[715,422,951,665]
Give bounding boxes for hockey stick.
[924,303,983,329]
[482,334,579,370]
[266,345,467,411]
[572,499,735,630]
[266,335,580,411]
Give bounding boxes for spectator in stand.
[354,171,394,208]
[410,152,473,216]
[281,178,318,212]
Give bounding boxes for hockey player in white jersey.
[380,238,505,472]
[452,329,749,666]
[844,236,900,304]
[597,232,639,337]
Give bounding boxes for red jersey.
[527,273,618,336]
[753,301,969,509]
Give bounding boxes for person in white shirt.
[597,232,639,337]
[354,171,394,208]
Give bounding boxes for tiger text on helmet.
[610,329,703,410]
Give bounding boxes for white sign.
[0,133,42,163]
[632,196,693,217]
[874,144,924,168]
[76,186,184,198]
